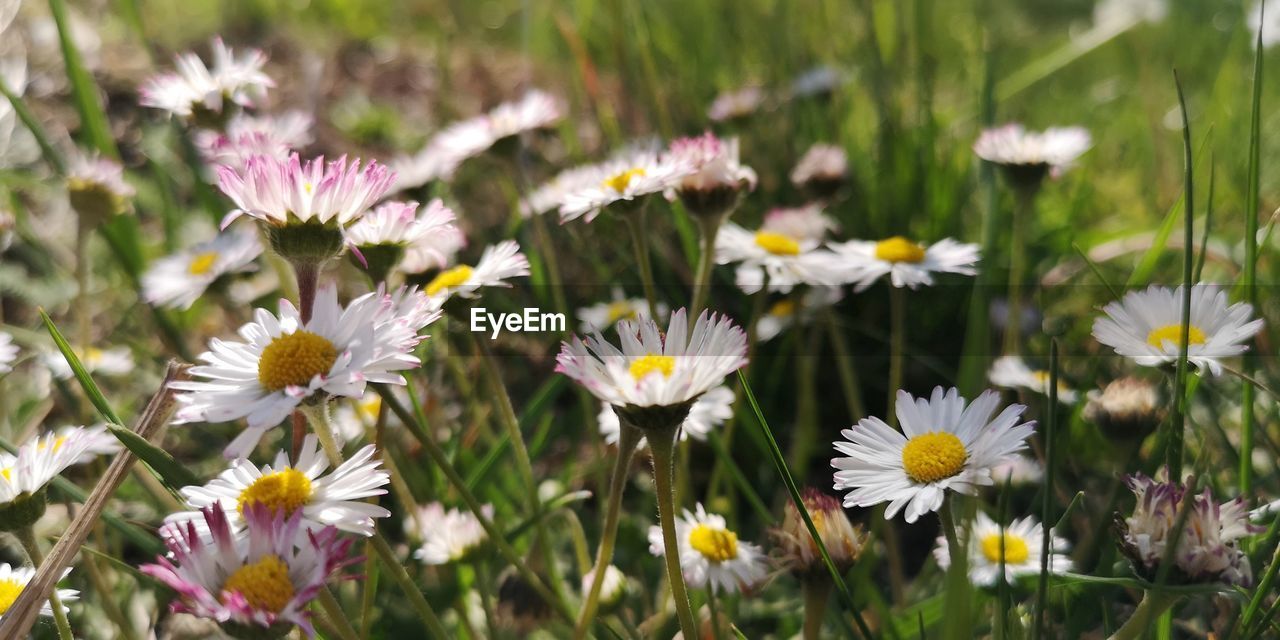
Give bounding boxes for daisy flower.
[43,346,135,380]
[989,455,1043,486]
[1091,284,1263,376]
[166,434,390,539]
[831,387,1035,523]
[0,331,16,374]
[756,286,843,342]
[559,151,692,224]
[577,288,662,333]
[521,163,603,218]
[47,424,121,465]
[0,564,77,621]
[330,389,405,445]
[664,132,757,217]
[988,355,1078,403]
[142,227,263,310]
[400,223,467,275]
[555,309,748,424]
[715,207,845,293]
[139,37,273,121]
[0,428,102,528]
[598,385,734,447]
[141,506,355,638]
[973,124,1091,188]
[832,236,980,292]
[422,240,529,301]
[774,488,866,576]
[345,199,458,279]
[790,143,849,197]
[707,85,766,123]
[172,285,440,458]
[1117,472,1259,586]
[934,511,1072,587]
[647,503,767,594]
[580,565,627,610]
[66,153,134,222]
[409,502,493,565]
[217,153,395,230]
[485,89,564,142]
[195,111,314,169]
[1083,376,1165,443]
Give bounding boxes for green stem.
[938,500,972,640]
[648,423,699,638]
[802,578,833,640]
[477,557,499,637]
[316,588,361,640]
[623,208,661,320]
[690,213,726,319]
[824,309,866,421]
[17,527,74,640]
[1108,592,1178,640]
[883,285,908,606]
[75,221,91,350]
[707,585,727,640]
[1002,188,1037,356]
[574,424,642,639]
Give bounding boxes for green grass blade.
[105,424,200,490]
[1033,339,1059,640]
[1239,3,1264,497]
[1167,70,1194,478]
[1071,243,1122,301]
[1194,162,1213,284]
[39,308,124,425]
[48,0,118,157]
[737,370,873,640]
[0,80,67,174]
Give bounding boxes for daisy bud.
[1083,377,1165,444]
[66,154,134,227]
[790,143,848,199]
[973,123,1091,193]
[666,132,757,220]
[775,488,866,578]
[580,565,627,613]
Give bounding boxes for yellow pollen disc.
[257,331,338,391]
[754,231,801,256]
[0,578,23,615]
[629,354,676,380]
[980,532,1030,565]
[769,299,797,318]
[0,468,9,481]
[425,265,474,297]
[689,523,739,563]
[222,555,295,614]
[874,236,926,263]
[188,251,219,275]
[237,468,313,516]
[358,396,382,423]
[1146,324,1207,349]
[901,432,967,483]
[601,168,646,193]
[606,301,637,324]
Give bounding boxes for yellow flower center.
[0,467,9,482]
[357,396,382,423]
[769,299,797,318]
[874,236,926,263]
[980,532,1030,565]
[901,432,967,483]
[221,555,295,614]
[688,523,739,563]
[606,301,637,324]
[629,354,676,380]
[0,578,23,615]
[37,437,68,453]
[1146,324,1207,349]
[601,168,646,193]
[237,468,313,516]
[188,251,219,275]
[425,265,474,297]
[754,231,801,256]
[256,331,338,392]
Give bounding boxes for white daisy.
[988,455,1043,486]
[1091,284,1264,376]
[0,331,16,374]
[66,152,134,221]
[345,199,457,250]
[216,153,395,229]
[558,152,692,224]
[142,227,263,310]
[933,511,1072,587]
[831,387,1035,523]
[972,124,1091,184]
[172,285,440,458]
[195,111,314,169]
[579,565,627,609]
[988,356,1078,403]
[715,209,845,294]
[707,86,766,123]
[555,309,748,411]
[422,240,529,301]
[664,132,756,216]
[790,143,848,194]
[832,236,980,293]
[166,434,390,539]
[139,37,273,120]
[51,424,121,465]
[0,564,77,621]
[485,89,565,141]
[0,428,102,505]
[400,223,467,275]
[43,346,135,380]
[521,163,607,218]
[756,286,843,342]
[598,385,734,447]
[409,502,493,565]
[330,389,406,445]
[577,288,662,333]
[647,503,767,594]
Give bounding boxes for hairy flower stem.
[290,260,321,464]
[802,577,833,640]
[707,586,727,640]
[317,588,361,640]
[16,527,74,640]
[1108,592,1177,640]
[690,212,727,319]
[574,424,642,639]
[939,500,972,640]
[302,403,450,639]
[648,423,699,638]
[623,207,661,320]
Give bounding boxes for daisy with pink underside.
[141,506,355,638]
[139,37,274,120]
[217,153,395,230]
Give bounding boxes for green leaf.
[39,308,124,425]
[106,424,200,490]
[48,0,118,157]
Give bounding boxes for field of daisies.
[6,0,1280,638]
